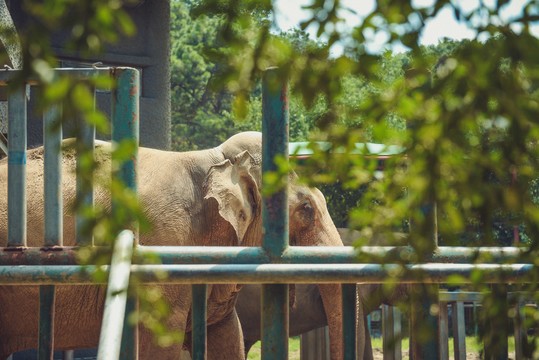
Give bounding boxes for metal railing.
[1,67,534,360]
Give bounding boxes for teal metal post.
[192,284,207,360]
[112,67,140,360]
[38,285,55,360]
[261,68,289,360]
[44,103,63,247]
[97,230,135,360]
[38,103,63,359]
[75,93,95,246]
[7,85,27,247]
[342,283,357,360]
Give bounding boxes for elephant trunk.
[317,283,343,360]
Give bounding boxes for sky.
[273,0,539,54]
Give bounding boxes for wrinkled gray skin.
[0,132,345,360]
[236,229,409,360]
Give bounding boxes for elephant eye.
[239,210,246,221]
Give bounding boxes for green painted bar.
[134,245,523,265]
[0,263,534,285]
[261,284,289,360]
[112,67,139,193]
[342,283,356,360]
[75,101,95,247]
[0,245,526,266]
[40,103,63,359]
[44,103,63,247]
[38,285,55,360]
[111,67,140,360]
[97,230,134,360]
[261,67,289,257]
[410,284,440,360]
[7,85,27,247]
[191,284,207,360]
[261,68,290,360]
[129,263,534,284]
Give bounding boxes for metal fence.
[0,67,535,360]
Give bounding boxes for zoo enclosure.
[0,67,534,360]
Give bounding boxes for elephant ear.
[204,150,261,245]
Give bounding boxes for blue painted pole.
[112,67,139,360]
[38,103,63,359]
[192,284,207,360]
[261,67,289,360]
[7,85,27,247]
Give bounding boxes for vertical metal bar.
[261,68,289,360]
[483,286,508,360]
[410,284,440,360]
[383,305,402,360]
[300,327,329,360]
[451,301,466,360]
[261,284,289,360]
[513,299,525,360]
[411,201,440,359]
[261,67,289,257]
[39,103,63,359]
[342,283,356,360]
[112,67,140,360]
[112,67,139,193]
[38,285,55,360]
[7,85,27,247]
[44,103,63,247]
[97,230,135,360]
[192,284,207,360]
[75,91,95,246]
[438,303,449,360]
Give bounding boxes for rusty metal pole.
[261,67,289,360]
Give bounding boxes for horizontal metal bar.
[439,291,484,302]
[0,68,112,85]
[0,247,81,265]
[0,245,525,265]
[0,263,532,285]
[135,245,523,264]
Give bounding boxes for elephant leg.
[139,285,190,360]
[317,283,343,360]
[206,309,245,360]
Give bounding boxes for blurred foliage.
[186,0,539,356]
[4,0,539,356]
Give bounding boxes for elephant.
[0,132,344,360]
[236,229,409,359]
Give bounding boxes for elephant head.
[200,132,345,359]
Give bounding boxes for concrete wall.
[6,0,171,150]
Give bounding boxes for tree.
[193,0,539,355]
